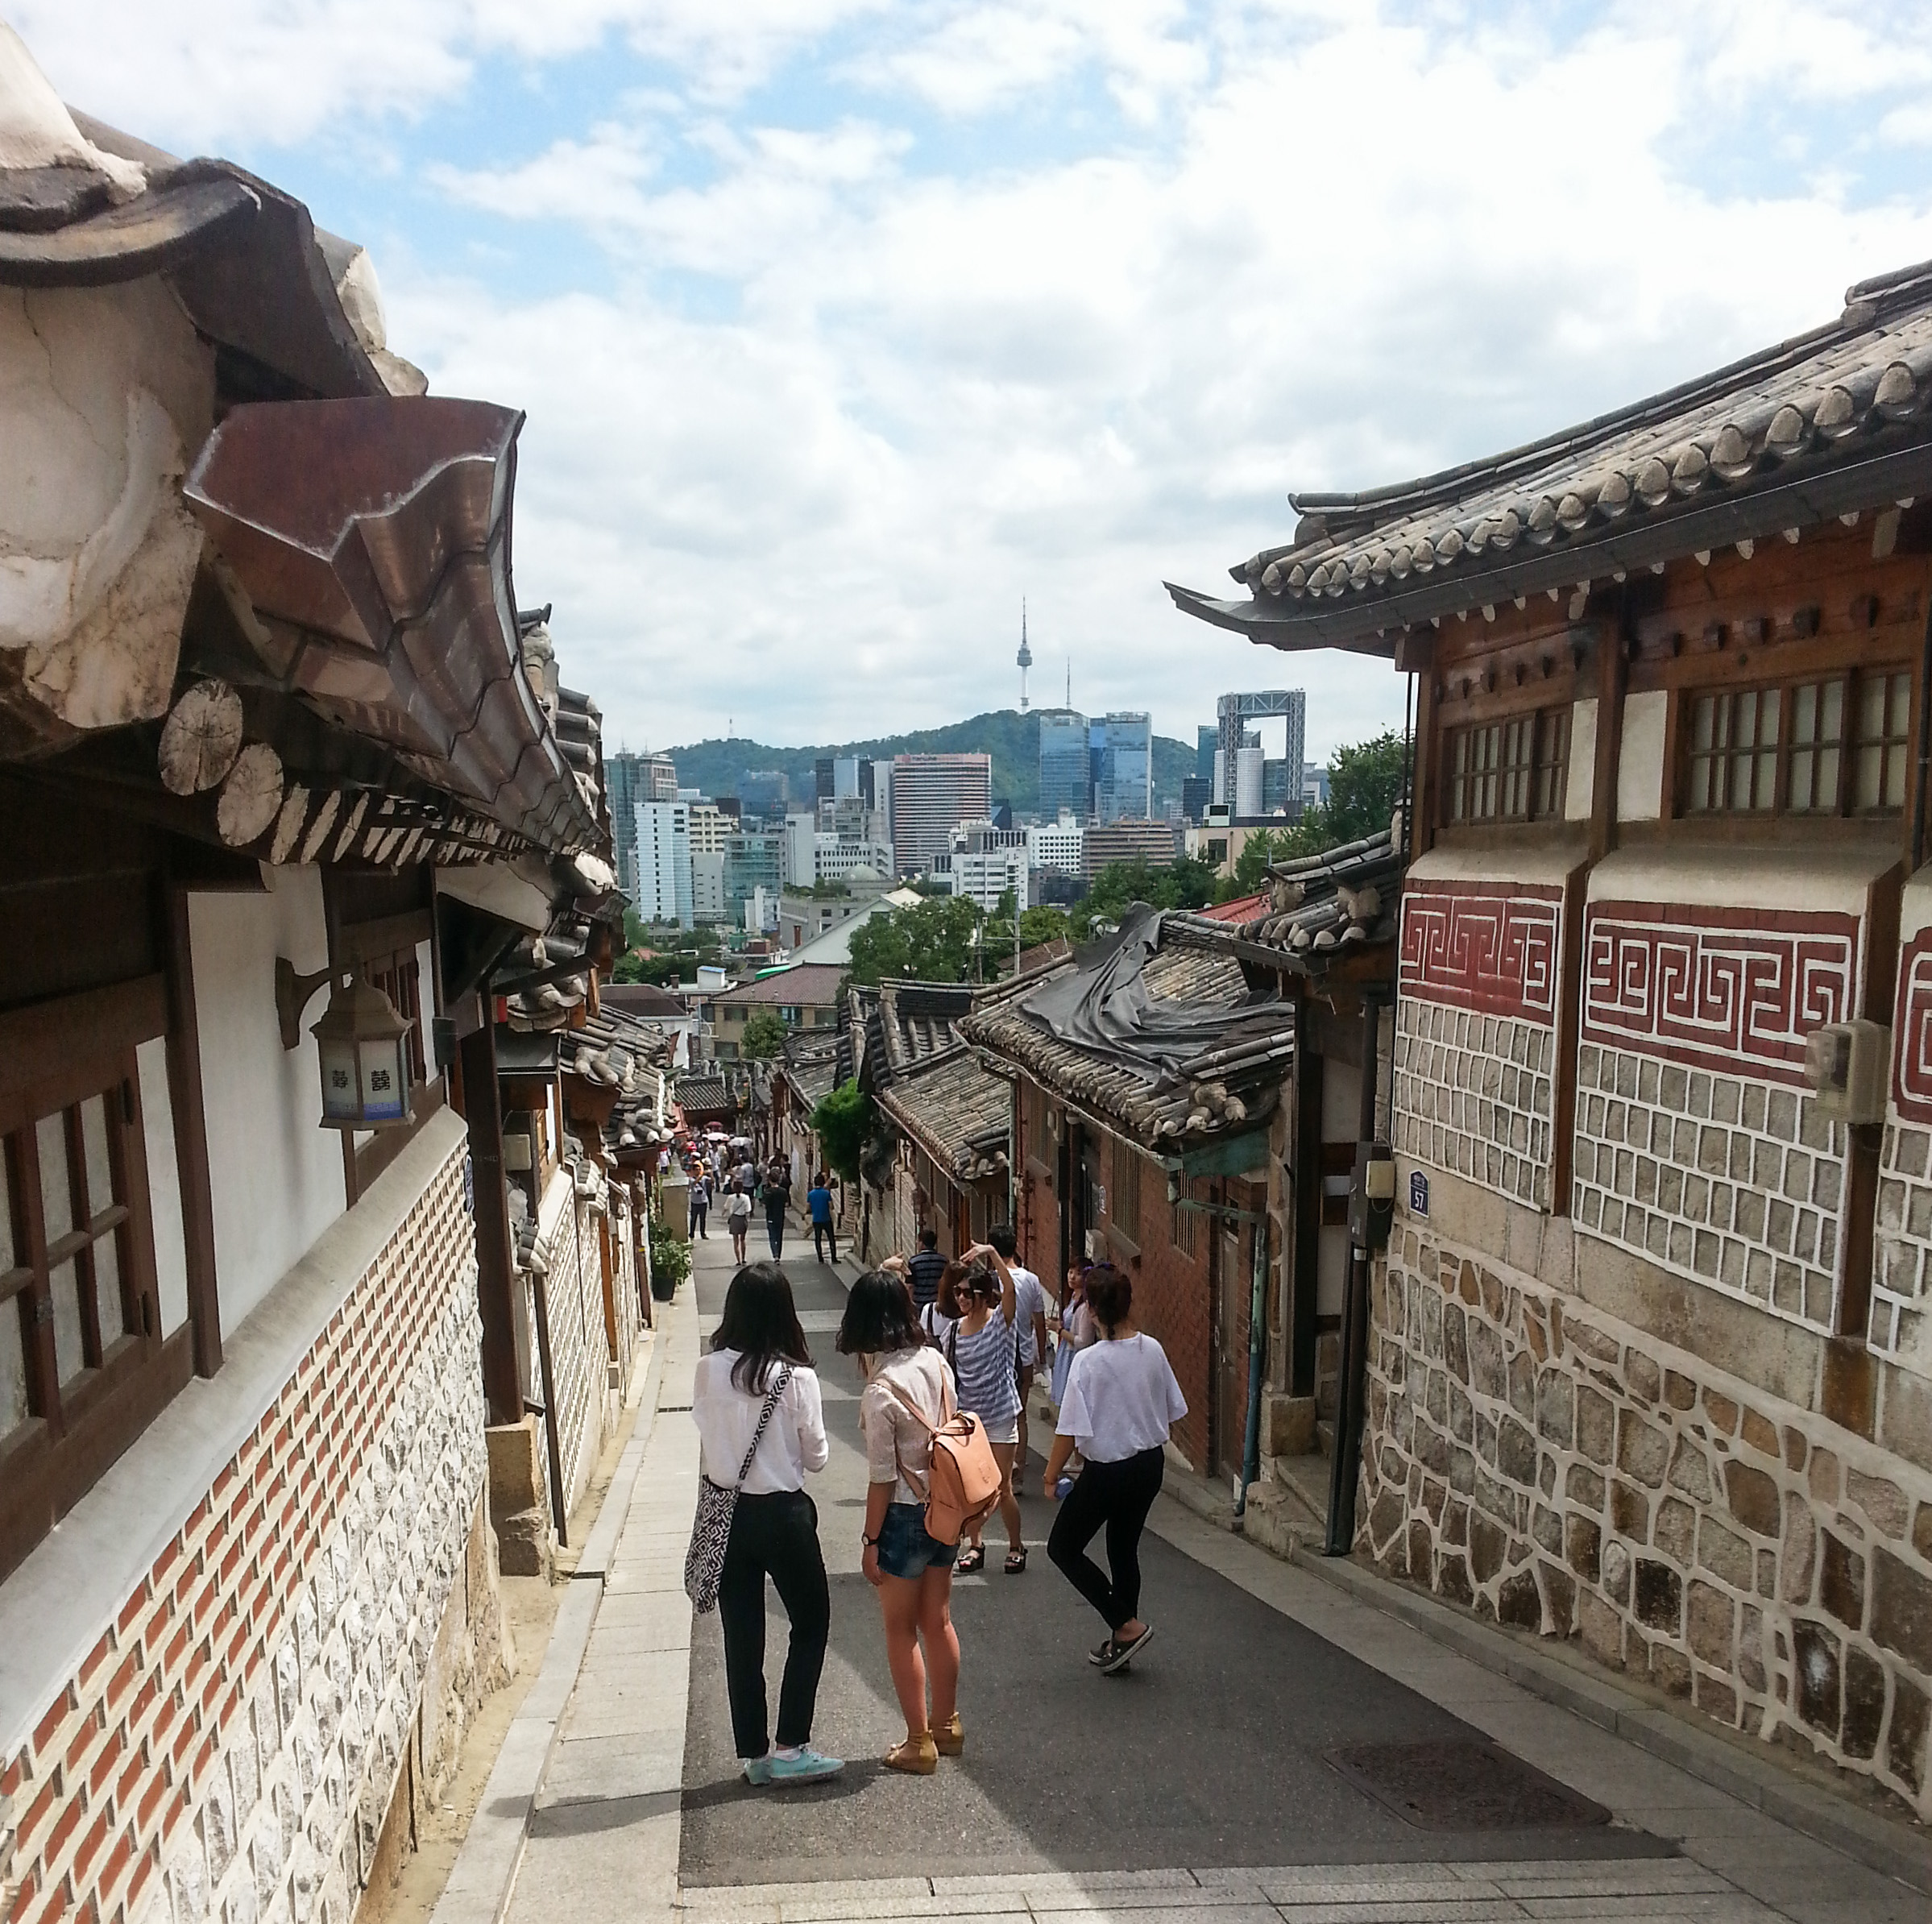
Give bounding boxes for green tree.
[740,1006,790,1058]
[848,894,985,985]
[1076,853,1220,934]
[612,952,683,986]
[1017,905,1072,949]
[1214,728,1412,894]
[809,1080,874,1184]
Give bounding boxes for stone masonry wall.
[1,1133,492,1924]
[1392,999,1555,1212]
[533,1177,611,1528]
[1573,1043,1847,1334]
[1360,1219,1932,1819]
[1875,1119,1932,1371]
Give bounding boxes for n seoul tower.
[1017,600,1033,711]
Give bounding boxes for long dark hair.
[1085,1263,1131,1334]
[712,1263,811,1392]
[837,1269,924,1357]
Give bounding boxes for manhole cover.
[1325,1739,1611,1831]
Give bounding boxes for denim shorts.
[876,1500,956,1580]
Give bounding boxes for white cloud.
[19,1,1932,765]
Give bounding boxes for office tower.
[785,812,817,887]
[1196,725,1217,786]
[636,799,693,929]
[606,752,644,898]
[858,758,877,809]
[833,755,860,800]
[1216,690,1304,817]
[739,769,790,819]
[1090,711,1152,821]
[814,757,835,804]
[691,850,727,923]
[724,830,786,914]
[1234,746,1266,819]
[1083,819,1180,876]
[1180,774,1211,823]
[645,753,679,801]
[1262,758,1293,815]
[889,753,993,875]
[1038,709,1089,822]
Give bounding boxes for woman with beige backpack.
[837,1267,1001,1773]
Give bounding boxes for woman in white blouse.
[691,1263,843,1785]
[1042,1264,1188,1675]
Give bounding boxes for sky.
[20,1,1932,764]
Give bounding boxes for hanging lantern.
[311,977,415,1128]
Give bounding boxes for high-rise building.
[687,802,729,856]
[724,830,786,914]
[1038,709,1089,821]
[1216,690,1304,818]
[951,844,1030,914]
[636,799,693,929]
[1234,745,1266,820]
[1180,774,1212,823]
[606,752,644,899]
[739,769,790,820]
[890,753,993,875]
[784,812,817,887]
[1090,712,1152,821]
[814,757,835,804]
[642,753,679,802]
[1196,725,1217,786]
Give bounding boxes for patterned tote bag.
[685,1365,792,1613]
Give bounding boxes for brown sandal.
[884,1731,938,1774]
[933,1712,964,1757]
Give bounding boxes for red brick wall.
[2,1134,483,1924]
[1113,1152,1212,1471]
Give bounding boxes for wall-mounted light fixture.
[311,977,415,1128]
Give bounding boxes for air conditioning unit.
[1084,1228,1107,1261]
[1802,1020,1890,1126]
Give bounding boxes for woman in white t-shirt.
[839,1268,964,1776]
[691,1263,843,1786]
[1042,1264,1188,1675]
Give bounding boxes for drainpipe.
[1325,987,1392,1556]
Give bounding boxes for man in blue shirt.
[806,1172,837,1264]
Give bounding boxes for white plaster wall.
[1564,697,1598,820]
[1615,690,1669,822]
[190,866,345,1337]
[136,1035,191,1338]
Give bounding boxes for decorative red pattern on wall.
[1399,881,1562,1025]
[1892,931,1932,1123]
[1582,901,1858,1084]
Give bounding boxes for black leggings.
[718,1489,829,1757]
[1047,1445,1164,1632]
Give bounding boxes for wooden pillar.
[460,1019,523,1427]
[161,877,222,1378]
[1289,1039,1324,1399]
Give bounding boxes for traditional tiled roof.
[562,1002,672,1158]
[962,912,1291,1150]
[674,1077,734,1118]
[1171,259,1932,654]
[777,1033,842,1111]
[1167,828,1403,977]
[603,981,691,1018]
[710,964,849,1008]
[884,1047,1012,1184]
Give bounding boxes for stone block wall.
[1393,1000,1556,1211]
[532,1176,613,1527]
[1359,1220,1932,1819]
[1573,1043,1847,1333]
[0,1132,495,1924]
[1875,1120,1932,1369]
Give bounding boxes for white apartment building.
[951,845,1030,914]
[688,802,730,855]
[1026,811,1084,877]
[785,811,817,887]
[636,798,694,928]
[814,837,896,883]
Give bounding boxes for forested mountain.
[662,708,1196,816]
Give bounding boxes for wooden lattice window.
[367,949,428,1087]
[2,1019,180,1580]
[1683,666,1913,818]
[1446,707,1569,824]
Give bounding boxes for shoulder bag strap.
[733,1364,792,1488]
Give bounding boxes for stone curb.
[1288,1542,1932,1895]
[428,1314,678,1924]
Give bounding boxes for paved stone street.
[442,1229,1932,1924]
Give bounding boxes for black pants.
[690,1202,707,1238]
[812,1220,836,1263]
[718,1489,829,1757]
[1047,1445,1164,1632]
[766,1213,786,1258]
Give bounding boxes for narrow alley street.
[446,1231,1932,1924]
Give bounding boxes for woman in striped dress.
[946,1245,1026,1574]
